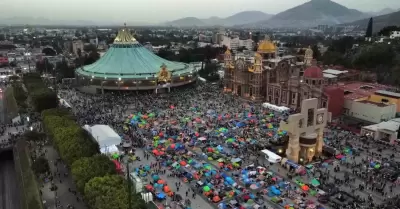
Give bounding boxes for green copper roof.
[76,27,194,79]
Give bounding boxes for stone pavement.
[40,146,87,209]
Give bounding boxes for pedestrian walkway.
[40,146,86,209]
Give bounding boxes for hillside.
[254,0,368,28]
[164,11,272,27]
[346,10,400,32]
[367,8,398,16]
[164,17,207,27]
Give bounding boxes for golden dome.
[113,24,137,44]
[257,40,276,53]
[224,48,231,55]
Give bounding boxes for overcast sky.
[1,0,399,23]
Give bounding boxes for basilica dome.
[257,40,276,53]
[304,66,323,79]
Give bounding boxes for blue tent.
[156,192,166,199]
[236,122,246,128]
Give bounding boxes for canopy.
[261,149,282,163]
[100,144,119,154]
[262,103,290,112]
[310,178,320,187]
[84,124,122,148]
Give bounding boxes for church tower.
[223,48,233,92]
[257,35,277,59]
[304,46,313,66]
[250,53,263,100]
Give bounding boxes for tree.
[84,175,146,209]
[42,47,57,56]
[365,17,373,38]
[84,50,100,65]
[311,45,321,60]
[32,157,50,175]
[35,59,54,74]
[199,63,220,81]
[23,130,46,143]
[56,60,75,79]
[42,112,100,166]
[31,90,58,112]
[378,26,400,37]
[84,175,127,208]
[71,154,116,193]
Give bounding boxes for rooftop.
[363,118,400,132]
[356,100,390,107]
[76,25,194,79]
[337,82,388,100]
[323,69,348,75]
[375,90,400,99]
[323,73,337,78]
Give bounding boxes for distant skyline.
[0,0,399,24]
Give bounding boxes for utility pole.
[126,162,132,209]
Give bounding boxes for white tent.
[261,149,282,163]
[83,125,122,148]
[100,144,119,154]
[262,103,290,113]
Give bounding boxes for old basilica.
[223,37,328,109]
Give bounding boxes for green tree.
[311,45,321,60]
[365,17,373,38]
[35,59,54,74]
[84,175,127,208]
[199,63,220,81]
[71,154,116,193]
[43,114,99,166]
[32,157,50,175]
[56,60,75,79]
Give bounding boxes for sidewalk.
[40,146,87,209]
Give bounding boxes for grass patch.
[4,86,19,122]
[13,139,44,209]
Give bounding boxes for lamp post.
[126,161,133,209]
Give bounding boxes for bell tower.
[252,53,263,101]
[304,46,313,66]
[223,48,233,92]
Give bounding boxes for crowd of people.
[57,82,400,209]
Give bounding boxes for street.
[0,88,21,209]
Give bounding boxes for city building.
[75,25,197,94]
[390,31,400,39]
[279,98,330,163]
[361,118,400,144]
[344,98,397,123]
[72,40,84,56]
[369,90,400,112]
[220,36,253,52]
[223,38,328,109]
[338,82,397,123]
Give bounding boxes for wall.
[344,100,397,123]
[368,94,400,112]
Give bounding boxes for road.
[0,87,21,209]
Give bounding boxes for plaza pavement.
[40,146,87,209]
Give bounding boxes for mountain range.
[366,8,398,16]
[345,10,400,32]
[164,11,273,27]
[250,0,369,28]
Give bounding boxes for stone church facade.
[223,39,328,109]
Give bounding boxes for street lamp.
[26,117,30,122]
[30,126,33,131]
